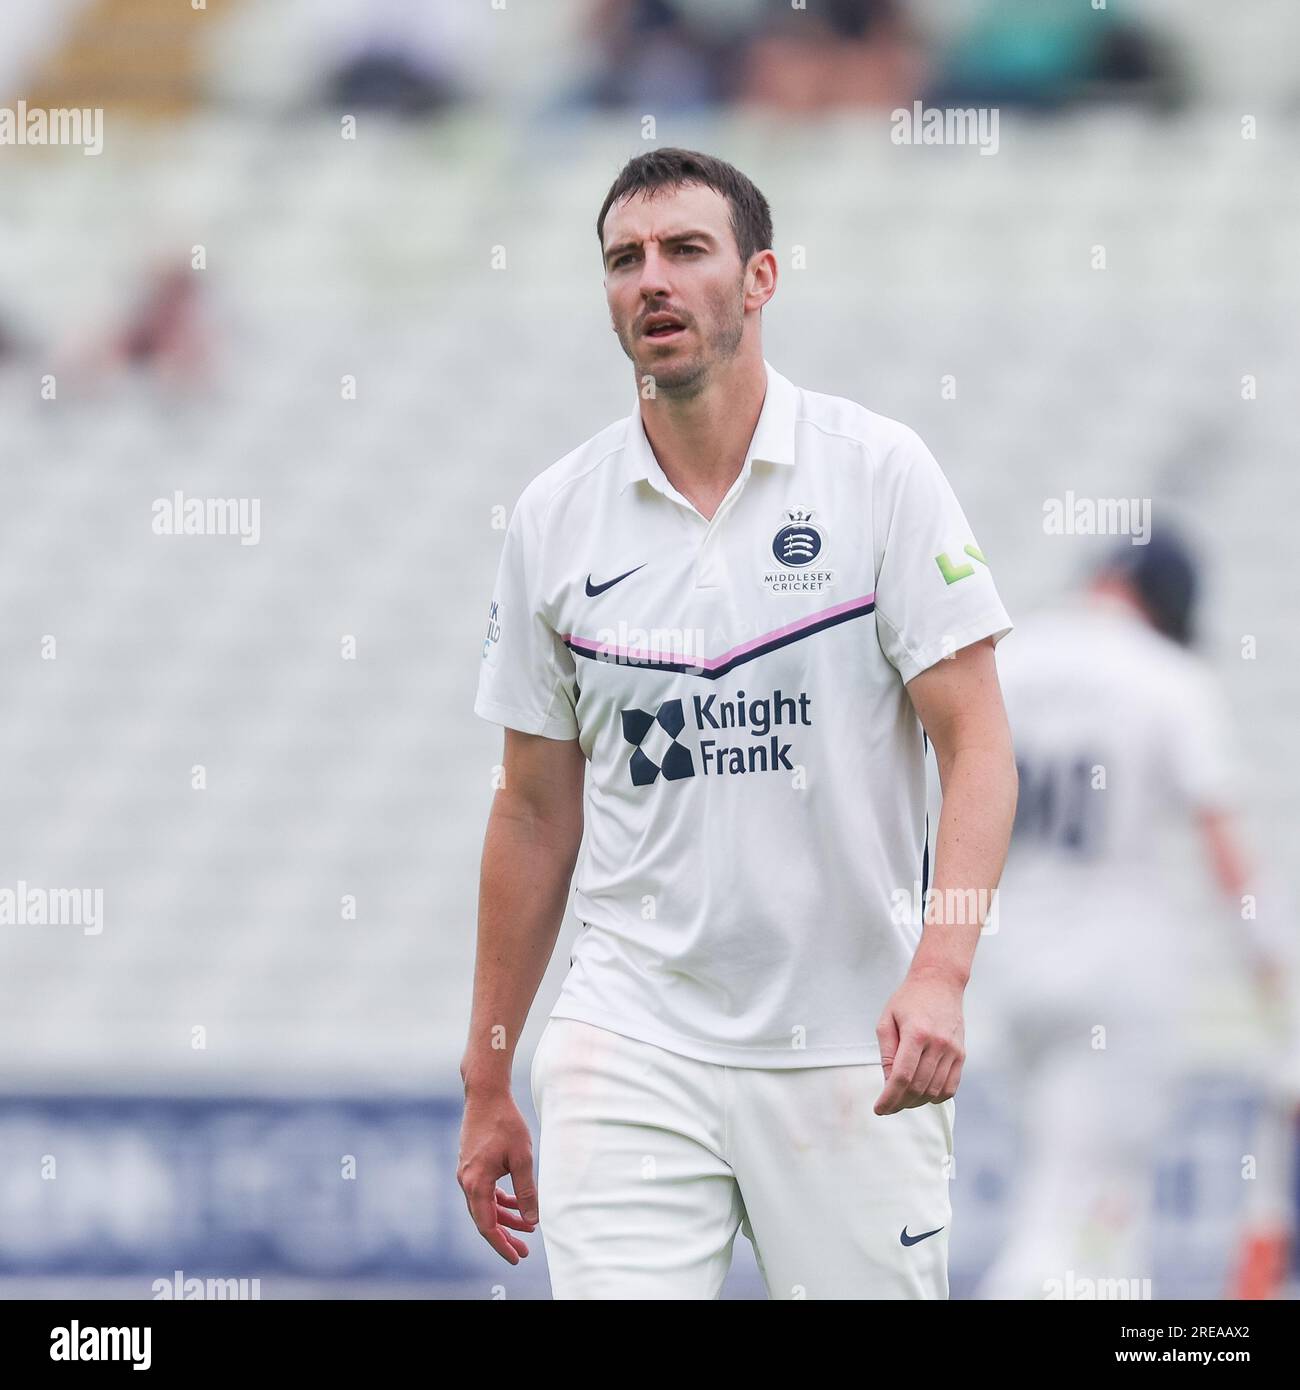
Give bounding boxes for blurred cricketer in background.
[968,529,1292,1299]
[459,148,1018,1299]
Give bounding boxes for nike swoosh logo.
[585,564,646,597]
[900,1225,944,1247]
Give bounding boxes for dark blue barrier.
[0,1076,1284,1297]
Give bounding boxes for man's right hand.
[457,1087,540,1263]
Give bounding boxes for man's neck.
[1084,583,1147,626]
[639,353,768,522]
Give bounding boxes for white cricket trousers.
[530,1017,954,1300]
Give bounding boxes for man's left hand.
[874,967,966,1116]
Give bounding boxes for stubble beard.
[617,284,746,400]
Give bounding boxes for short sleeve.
[1161,665,1239,811]
[873,428,1013,685]
[474,487,580,741]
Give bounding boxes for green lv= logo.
[935,544,988,585]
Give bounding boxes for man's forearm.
[910,744,1017,987]
[461,796,581,1095]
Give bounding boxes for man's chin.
[636,348,703,389]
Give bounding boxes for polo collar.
[618,358,798,496]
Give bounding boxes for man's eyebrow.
[603,229,717,264]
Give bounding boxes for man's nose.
[636,245,673,299]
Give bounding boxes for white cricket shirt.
[475,359,1013,1066]
[972,593,1239,1010]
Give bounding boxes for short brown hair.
[596,147,773,269]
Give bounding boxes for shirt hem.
[898,614,1013,686]
[473,696,577,741]
[546,1003,883,1069]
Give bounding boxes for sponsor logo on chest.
[620,687,814,786]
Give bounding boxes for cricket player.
[968,528,1286,1298]
[458,148,1018,1299]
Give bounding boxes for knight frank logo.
[621,700,695,786]
[621,689,813,786]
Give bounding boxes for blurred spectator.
[926,0,1185,111]
[325,48,464,117]
[571,0,923,113]
[316,0,477,116]
[738,0,926,113]
[575,0,755,112]
[117,263,208,375]
[61,259,214,391]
